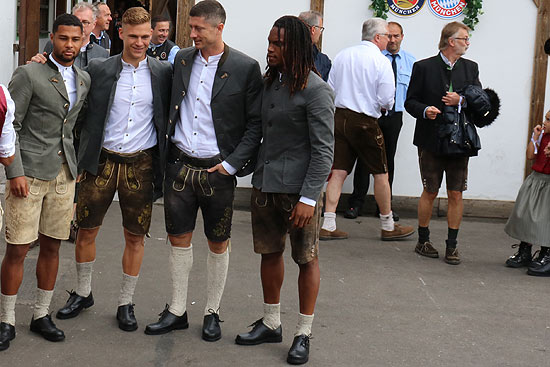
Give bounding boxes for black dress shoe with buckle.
[56,290,94,319]
[0,322,15,351]
[116,304,138,332]
[144,305,188,335]
[287,334,310,365]
[202,310,222,342]
[235,318,282,345]
[30,315,65,342]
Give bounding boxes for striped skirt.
[504,171,550,246]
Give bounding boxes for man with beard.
[44,2,109,68]
[405,22,481,265]
[147,15,180,64]
[0,14,90,351]
[144,0,262,342]
[54,7,172,332]
[234,16,334,365]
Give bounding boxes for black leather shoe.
[505,242,533,268]
[116,304,138,332]
[56,290,94,319]
[30,315,65,342]
[202,312,222,342]
[144,305,188,335]
[0,322,15,351]
[235,319,282,345]
[527,248,550,276]
[287,334,310,365]
[344,207,359,219]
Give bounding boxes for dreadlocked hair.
[265,15,315,96]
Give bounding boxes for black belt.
[101,147,154,164]
[169,144,221,169]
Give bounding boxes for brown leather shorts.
[333,108,388,174]
[418,148,469,193]
[76,148,154,235]
[251,188,321,265]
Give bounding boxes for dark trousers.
[348,112,403,209]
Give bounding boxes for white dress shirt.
[49,54,77,110]
[328,41,395,118]
[173,51,222,158]
[103,58,157,153]
[0,85,16,158]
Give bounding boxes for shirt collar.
[382,49,400,58]
[361,40,379,49]
[149,42,163,49]
[440,52,456,68]
[121,57,149,69]
[198,50,224,63]
[49,54,73,72]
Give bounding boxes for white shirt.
[173,51,222,159]
[328,41,395,118]
[49,54,77,110]
[102,58,157,153]
[0,85,16,158]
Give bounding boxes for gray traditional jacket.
[6,60,90,180]
[252,71,335,201]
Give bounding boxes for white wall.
[0,1,18,85]
[219,0,538,201]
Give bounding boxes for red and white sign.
[428,0,467,19]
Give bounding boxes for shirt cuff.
[299,196,316,207]
[423,106,429,119]
[221,161,237,175]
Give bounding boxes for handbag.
[437,105,481,157]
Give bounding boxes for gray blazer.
[252,71,335,201]
[78,54,172,178]
[44,41,109,68]
[168,45,263,176]
[6,60,90,180]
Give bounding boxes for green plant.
[463,0,483,30]
[369,0,389,19]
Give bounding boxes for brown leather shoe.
[415,241,439,258]
[319,228,348,240]
[381,224,415,241]
[444,247,461,265]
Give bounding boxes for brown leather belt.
[100,147,155,164]
[169,144,221,169]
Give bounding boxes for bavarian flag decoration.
[387,0,426,17]
[428,0,467,19]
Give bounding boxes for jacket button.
[165,134,169,139]
[63,119,67,124]
[265,160,270,164]
[62,134,65,139]
[63,103,69,109]
[182,91,186,97]
[169,119,172,124]
[175,105,179,110]
[58,150,63,156]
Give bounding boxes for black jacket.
[405,54,481,153]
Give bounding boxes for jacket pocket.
[19,139,44,153]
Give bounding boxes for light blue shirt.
[382,49,415,112]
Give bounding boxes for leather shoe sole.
[381,224,415,241]
[319,228,348,241]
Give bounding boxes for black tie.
[390,54,398,114]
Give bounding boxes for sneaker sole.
[444,258,461,265]
[381,230,415,241]
[414,248,439,258]
[319,236,348,241]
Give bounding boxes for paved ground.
[0,203,548,367]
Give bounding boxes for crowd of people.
[0,1,548,365]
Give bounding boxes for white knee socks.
[204,248,229,316]
[118,273,139,306]
[168,245,193,316]
[76,260,94,297]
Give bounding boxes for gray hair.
[361,18,387,41]
[298,10,322,27]
[73,2,97,21]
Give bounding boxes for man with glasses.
[298,10,331,81]
[43,2,109,68]
[405,21,481,265]
[344,21,415,220]
[321,18,414,241]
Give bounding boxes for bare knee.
[208,240,228,254]
[4,244,30,264]
[168,232,192,247]
[447,190,463,204]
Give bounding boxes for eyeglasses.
[313,25,325,33]
[378,33,389,38]
[454,37,470,42]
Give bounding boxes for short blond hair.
[439,21,470,50]
[122,7,150,26]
